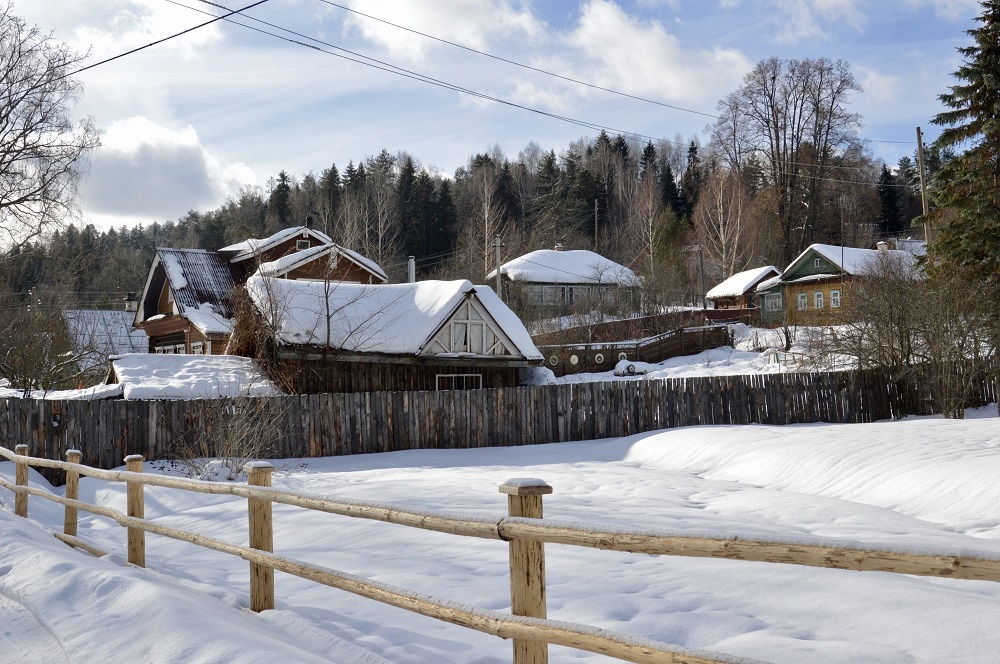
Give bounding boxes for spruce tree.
[876,164,902,237]
[929,0,1000,288]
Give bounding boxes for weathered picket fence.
[5,443,1000,664]
[1,368,996,484]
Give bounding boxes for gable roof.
[255,242,388,283]
[64,309,148,372]
[219,226,334,262]
[135,248,237,333]
[488,249,639,286]
[246,276,542,360]
[783,244,918,279]
[706,266,781,300]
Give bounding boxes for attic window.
[296,240,310,251]
[813,257,822,268]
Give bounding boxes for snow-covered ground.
[4,407,1000,663]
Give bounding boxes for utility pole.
[916,127,931,242]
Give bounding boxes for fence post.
[247,461,275,612]
[14,444,28,517]
[64,449,82,536]
[124,455,145,567]
[500,478,552,664]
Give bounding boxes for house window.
[814,257,823,268]
[814,291,824,309]
[764,293,783,312]
[191,342,204,354]
[174,344,187,354]
[296,239,310,251]
[798,292,808,310]
[542,285,565,305]
[831,289,841,308]
[436,374,483,391]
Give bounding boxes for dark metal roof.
[156,248,238,319]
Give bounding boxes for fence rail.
[4,444,1000,663]
[2,367,997,484]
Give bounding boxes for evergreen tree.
[639,141,657,182]
[876,164,902,237]
[929,0,1000,288]
[267,170,293,229]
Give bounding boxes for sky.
[16,0,985,230]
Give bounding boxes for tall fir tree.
[929,0,1000,288]
[876,164,902,237]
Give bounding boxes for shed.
[488,247,639,308]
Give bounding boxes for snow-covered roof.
[755,275,782,293]
[706,266,781,300]
[139,249,237,328]
[220,226,334,262]
[64,310,148,370]
[0,383,124,401]
[246,276,542,360]
[256,242,388,283]
[787,244,918,278]
[108,353,282,400]
[488,249,639,286]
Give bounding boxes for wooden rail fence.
[5,444,1000,664]
[1,368,997,484]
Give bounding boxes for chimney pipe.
[407,256,416,283]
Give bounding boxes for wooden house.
[134,226,387,354]
[488,246,639,310]
[756,243,918,326]
[705,266,780,309]
[245,276,544,393]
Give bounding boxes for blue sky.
[18,0,982,229]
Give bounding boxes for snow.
[108,353,282,400]
[160,252,187,291]
[182,303,233,336]
[802,244,917,276]
[0,383,124,401]
[489,249,639,285]
[706,266,779,300]
[220,226,334,261]
[5,409,1000,662]
[256,243,388,283]
[246,276,542,360]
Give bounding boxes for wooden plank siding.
[5,366,995,485]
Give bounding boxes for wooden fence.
[1,368,997,484]
[537,325,732,376]
[5,444,1000,664]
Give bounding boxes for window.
[798,292,808,310]
[814,291,824,309]
[764,293,783,312]
[296,239,310,251]
[814,257,823,268]
[831,289,841,308]
[191,342,204,354]
[436,374,483,391]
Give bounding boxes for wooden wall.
[4,368,996,485]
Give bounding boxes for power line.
[64,0,272,79]
[316,0,720,120]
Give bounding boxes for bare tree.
[363,152,400,265]
[692,168,754,283]
[0,3,100,259]
[712,57,863,262]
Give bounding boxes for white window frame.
[764,293,782,312]
[296,239,310,251]
[814,257,823,268]
[831,289,841,308]
[435,374,483,391]
[191,342,205,354]
[814,291,824,309]
[798,292,808,310]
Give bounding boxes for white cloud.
[768,0,866,43]
[80,117,254,223]
[340,0,541,61]
[19,0,223,60]
[560,0,750,105]
[903,0,980,21]
[859,69,900,103]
